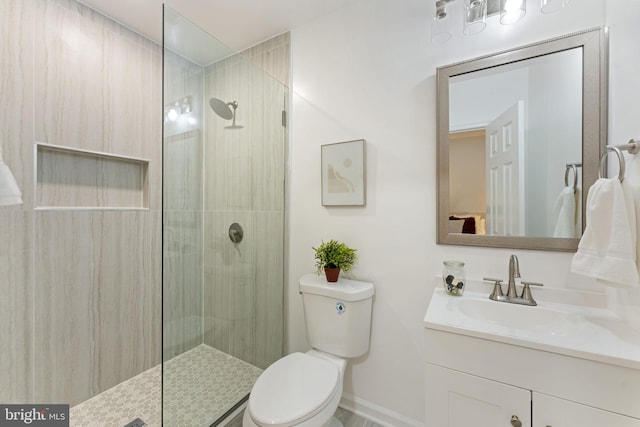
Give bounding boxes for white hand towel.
[570,177,639,287]
[574,186,582,238]
[553,186,577,238]
[0,145,23,206]
[624,151,640,276]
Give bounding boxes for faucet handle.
[521,281,543,287]
[483,277,504,299]
[520,281,543,305]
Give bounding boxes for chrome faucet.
[507,254,520,298]
[484,254,543,306]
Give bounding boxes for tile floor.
[224,407,383,427]
[70,344,262,427]
[71,344,383,427]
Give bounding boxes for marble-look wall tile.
[163,50,205,141]
[163,129,203,212]
[36,148,148,208]
[200,34,289,369]
[162,47,205,361]
[204,58,254,212]
[0,249,33,403]
[2,0,162,407]
[203,211,256,363]
[33,0,162,210]
[0,0,35,403]
[251,77,286,212]
[163,210,203,360]
[202,211,284,369]
[240,32,291,86]
[0,211,32,258]
[253,212,284,369]
[0,0,35,209]
[33,210,160,406]
[204,56,286,212]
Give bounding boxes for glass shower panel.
[162,6,285,426]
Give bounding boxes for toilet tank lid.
[299,273,374,301]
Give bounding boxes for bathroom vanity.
[423,282,640,427]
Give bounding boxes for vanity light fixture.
[500,0,526,25]
[431,0,571,43]
[164,95,193,123]
[540,0,572,14]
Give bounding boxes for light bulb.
[500,0,526,25]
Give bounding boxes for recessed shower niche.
[35,143,150,209]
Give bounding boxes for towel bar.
[598,138,639,182]
[599,146,625,182]
[564,163,581,190]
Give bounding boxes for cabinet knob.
[510,415,522,427]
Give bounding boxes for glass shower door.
[162,6,286,426]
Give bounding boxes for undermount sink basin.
[424,286,640,369]
[453,296,572,331]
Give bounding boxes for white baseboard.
[339,393,424,427]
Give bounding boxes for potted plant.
[312,239,357,282]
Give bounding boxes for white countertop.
[424,284,640,370]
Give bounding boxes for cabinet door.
[533,392,640,427]
[426,363,531,427]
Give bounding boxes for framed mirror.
[437,27,607,251]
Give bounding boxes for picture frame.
[321,139,366,206]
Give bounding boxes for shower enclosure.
[0,1,284,424]
[162,7,287,425]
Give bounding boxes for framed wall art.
[321,139,366,206]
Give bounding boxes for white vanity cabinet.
[426,363,531,427]
[424,288,640,427]
[533,392,640,427]
[424,328,640,427]
[426,361,640,427]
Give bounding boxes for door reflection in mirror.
[448,47,582,238]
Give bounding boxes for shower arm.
[228,101,238,126]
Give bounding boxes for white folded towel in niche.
[570,177,639,287]
[0,144,23,206]
[553,186,577,238]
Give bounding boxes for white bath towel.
[0,145,23,206]
[570,177,639,287]
[553,186,577,238]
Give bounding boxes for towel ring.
[598,146,625,182]
[564,164,578,190]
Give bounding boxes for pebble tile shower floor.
[70,344,262,427]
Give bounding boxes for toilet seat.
[248,352,340,427]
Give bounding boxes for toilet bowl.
[243,274,374,427]
[243,350,346,427]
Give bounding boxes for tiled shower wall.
[162,34,291,368]
[0,0,162,405]
[162,49,205,361]
[1,0,290,407]
[203,34,290,370]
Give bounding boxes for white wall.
[286,0,632,425]
[449,67,529,131]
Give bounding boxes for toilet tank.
[299,273,374,358]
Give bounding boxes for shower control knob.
[228,223,243,243]
[510,415,522,427]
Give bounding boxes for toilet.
[243,273,374,427]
